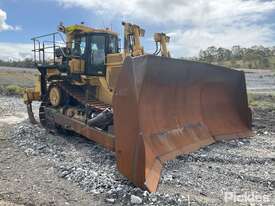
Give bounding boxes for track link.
[59,82,110,112]
[39,101,47,127]
[39,99,56,132]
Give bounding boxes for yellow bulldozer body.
[24,22,253,192]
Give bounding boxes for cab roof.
[64,24,118,36]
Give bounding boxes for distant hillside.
[197,45,275,70]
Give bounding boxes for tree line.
[1,45,275,70]
[197,45,275,69]
[0,58,35,68]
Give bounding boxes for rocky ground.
[0,94,274,206]
[0,96,191,205]
[0,67,274,206]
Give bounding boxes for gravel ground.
[0,94,274,206]
[0,66,274,206]
[244,69,275,94]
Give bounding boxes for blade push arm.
[154,33,171,57]
[122,22,145,57]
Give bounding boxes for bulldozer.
[23,22,253,192]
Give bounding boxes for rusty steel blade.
[113,55,252,192]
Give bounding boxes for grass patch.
[248,93,275,109]
[211,57,275,70]
[0,68,37,88]
[0,84,25,96]
[0,67,38,96]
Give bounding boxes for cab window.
[109,35,118,54]
[72,36,86,57]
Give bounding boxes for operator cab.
[71,33,119,76]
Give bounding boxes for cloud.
[55,0,275,57]
[169,23,275,57]
[56,0,275,23]
[0,42,33,61]
[0,9,21,31]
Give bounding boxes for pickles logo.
[224,192,271,204]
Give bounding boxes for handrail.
[31,32,67,65]
[31,32,66,44]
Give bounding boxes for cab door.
[86,34,107,76]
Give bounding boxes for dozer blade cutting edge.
[113,55,252,192]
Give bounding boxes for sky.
[0,0,275,60]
